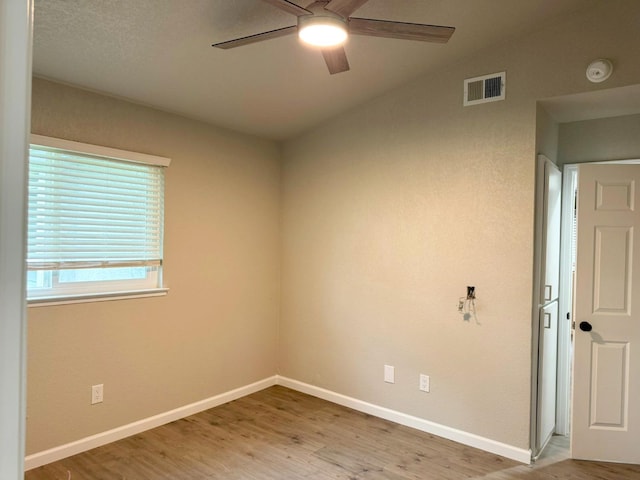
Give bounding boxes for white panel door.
[537,300,559,452]
[541,159,562,304]
[572,164,640,463]
[535,157,562,455]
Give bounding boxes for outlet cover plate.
[91,384,104,404]
[419,374,430,392]
[384,365,395,384]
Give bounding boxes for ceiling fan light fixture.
[298,15,347,47]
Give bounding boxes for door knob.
[579,321,593,332]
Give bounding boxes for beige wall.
[279,1,640,450]
[558,113,640,164]
[536,105,559,164]
[28,0,640,459]
[27,78,281,454]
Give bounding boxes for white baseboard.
[25,374,531,470]
[24,375,278,471]
[277,376,532,464]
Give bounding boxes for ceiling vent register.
[463,72,506,106]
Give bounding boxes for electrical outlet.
[384,365,395,384]
[419,374,430,392]
[91,384,104,405]
[467,286,476,299]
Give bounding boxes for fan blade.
[325,0,369,18]
[349,17,455,43]
[321,46,350,74]
[212,25,297,49]
[261,0,311,16]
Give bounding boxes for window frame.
[27,134,170,306]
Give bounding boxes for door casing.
[0,0,33,478]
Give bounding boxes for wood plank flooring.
[25,386,640,479]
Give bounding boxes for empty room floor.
[24,386,640,479]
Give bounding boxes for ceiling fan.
[212,0,455,74]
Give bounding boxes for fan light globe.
[298,16,347,47]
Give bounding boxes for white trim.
[277,376,532,464]
[557,165,578,436]
[27,287,169,307]
[24,376,277,471]
[530,154,549,457]
[25,375,533,471]
[0,0,32,479]
[30,134,171,167]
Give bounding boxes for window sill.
[27,288,169,307]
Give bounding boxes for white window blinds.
[27,138,168,272]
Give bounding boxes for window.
[27,135,170,302]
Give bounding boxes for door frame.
[0,0,32,478]
[530,155,545,460]
[556,164,577,438]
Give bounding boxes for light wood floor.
[25,386,640,479]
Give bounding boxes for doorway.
[534,158,640,462]
[533,85,640,462]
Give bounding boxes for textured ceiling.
[33,0,598,140]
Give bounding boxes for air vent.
[463,72,506,106]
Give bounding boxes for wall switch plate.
[384,365,395,384]
[419,374,430,392]
[91,384,104,404]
